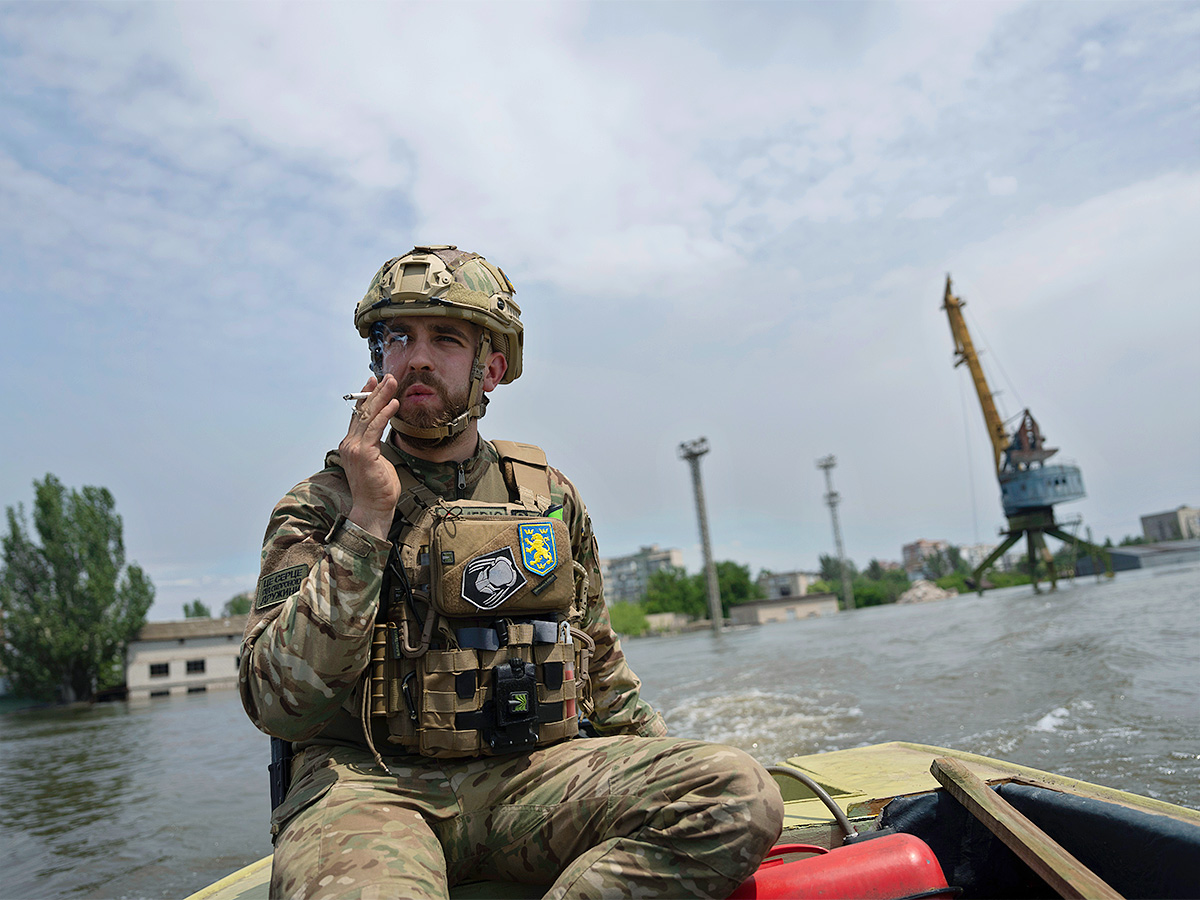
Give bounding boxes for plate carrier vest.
[359,441,594,759]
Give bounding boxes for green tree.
[0,475,154,703]
[222,592,252,617]
[923,550,948,579]
[642,562,763,619]
[643,566,706,620]
[607,602,648,637]
[183,599,212,618]
[818,553,857,585]
[714,560,764,609]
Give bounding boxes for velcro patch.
[461,546,528,610]
[256,564,308,610]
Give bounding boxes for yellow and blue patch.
[518,522,557,576]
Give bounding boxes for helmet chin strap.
[387,335,492,442]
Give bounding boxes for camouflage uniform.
[241,438,783,899]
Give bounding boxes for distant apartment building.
[756,570,819,599]
[903,539,1017,577]
[600,545,684,605]
[126,616,246,700]
[960,542,1019,572]
[1141,506,1200,542]
[902,539,949,577]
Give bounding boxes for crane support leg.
[970,531,1023,595]
[1033,530,1058,593]
[1044,526,1114,579]
[1026,531,1042,594]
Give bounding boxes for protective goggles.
[367,322,410,377]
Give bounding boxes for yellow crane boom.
[941,275,1008,475]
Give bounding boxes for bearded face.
[394,370,475,450]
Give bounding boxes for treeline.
[605,548,1047,637]
[610,559,785,636]
[608,561,763,636]
[1,475,154,703]
[182,593,253,619]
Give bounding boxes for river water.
[1,565,1196,900]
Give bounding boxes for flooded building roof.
[135,616,247,642]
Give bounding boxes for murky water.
[1,565,1196,899]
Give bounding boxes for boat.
[186,741,1200,899]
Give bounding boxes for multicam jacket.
[239,437,666,753]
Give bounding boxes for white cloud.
[901,195,957,220]
[986,173,1018,196]
[1079,39,1104,72]
[1,1,1197,616]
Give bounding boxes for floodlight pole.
[679,437,723,635]
[817,455,856,610]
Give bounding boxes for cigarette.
[343,392,372,401]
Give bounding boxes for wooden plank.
[931,757,1123,900]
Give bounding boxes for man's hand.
[341,375,401,539]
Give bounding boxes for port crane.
[941,276,1111,592]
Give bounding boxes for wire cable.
[766,765,857,841]
[964,303,1025,418]
[958,374,981,546]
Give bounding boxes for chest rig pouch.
[365,445,594,759]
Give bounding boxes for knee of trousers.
[706,747,785,854]
[644,743,785,884]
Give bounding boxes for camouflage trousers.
[270,735,784,900]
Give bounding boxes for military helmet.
[355,245,523,383]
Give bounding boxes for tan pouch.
[432,513,572,616]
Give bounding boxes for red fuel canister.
[729,833,954,900]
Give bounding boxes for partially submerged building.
[1076,539,1200,575]
[126,616,246,700]
[729,593,839,626]
[756,569,820,599]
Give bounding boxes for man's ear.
[482,351,508,392]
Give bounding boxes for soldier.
[240,246,783,899]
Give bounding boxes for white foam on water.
[1032,707,1071,732]
[663,687,862,763]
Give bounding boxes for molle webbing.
[457,618,561,650]
[363,440,584,759]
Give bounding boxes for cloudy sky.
[2,2,1196,620]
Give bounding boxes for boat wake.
[662,688,863,764]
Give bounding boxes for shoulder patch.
[519,522,557,576]
[256,564,309,611]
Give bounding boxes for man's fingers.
[349,375,396,430]
[361,398,398,444]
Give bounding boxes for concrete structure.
[756,570,818,599]
[600,545,683,605]
[729,593,839,626]
[1141,506,1200,542]
[644,612,693,634]
[126,616,246,700]
[1076,539,1200,576]
[902,539,949,577]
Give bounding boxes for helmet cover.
[355,245,522,383]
